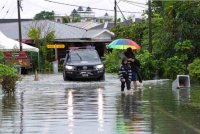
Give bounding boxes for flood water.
[0,74,200,134]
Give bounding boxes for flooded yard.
[0,73,200,134]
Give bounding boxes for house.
[96,13,113,23]
[0,20,114,59]
[70,6,113,23]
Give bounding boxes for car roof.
[69,46,95,51]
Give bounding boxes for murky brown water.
[0,74,200,134]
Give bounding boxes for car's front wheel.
[63,71,69,81]
[99,74,105,81]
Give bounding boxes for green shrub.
[104,50,159,80]
[0,51,4,63]
[0,64,20,94]
[163,56,186,79]
[188,58,200,80]
[104,50,122,73]
[137,50,158,80]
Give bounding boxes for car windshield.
[70,50,100,61]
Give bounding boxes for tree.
[28,21,55,72]
[62,16,71,23]
[34,11,55,20]
[108,1,200,80]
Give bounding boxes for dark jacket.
[119,63,132,81]
[132,58,141,72]
[124,51,135,59]
[123,51,142,82]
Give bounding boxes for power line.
[9,7,17,18]
[43,0,143,14]
[0,0,9,13]
[116,4,128,25]
[25,0,68,15]
[2,2,17,19]
[121,0,147,8]
[121,0,147,6]
[2,4,13,18]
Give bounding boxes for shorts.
[131,71,137,81]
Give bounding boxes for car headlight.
[65,65,74,70]
[95,64,104,70]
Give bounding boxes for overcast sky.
[0,0,148,19]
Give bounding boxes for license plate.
[82,73,88,77]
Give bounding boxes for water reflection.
[116,90,150,133]
[1,74,200,134]
[1,94,17,116]
[64,86,105,134]
[67,89,74,134]
[98,88,104,132]
[0,94,18,133]
[172,88,191,105]
[20,92,24,134]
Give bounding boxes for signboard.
[47,44,65,48]
[4,51,31,68]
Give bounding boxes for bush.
[0,64,20,94]
[137,50,158,80]
[163,56,186,79]
[0,51,4,63]
[104,50,159,80]
[188,58,200,80]
[104,50,123,73]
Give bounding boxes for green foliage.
[188,58,200,80]
[104,50,122,73]
[111,21,146,45]
[72,17,81,22]
[137,50,158,80]
[175,40,192,52]
[0,64,18,77]
[0,64,20,94]
[107,1,200,80]
[117,18,121,22]
[62,16,71,23]
[0,51,4,63]
[28,27,41,48]
[163,56,186,79]
[34,11,55,20]
[28,26,55,72]
[174,40,193,65]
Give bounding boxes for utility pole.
[117,4,128,25]
[17,0,22,51]
[148,0,152,53]
[114,0,117,26]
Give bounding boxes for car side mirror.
[60,58,65,62]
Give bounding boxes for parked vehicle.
[62,47,105,81]
[4,51,31,74]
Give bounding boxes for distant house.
[70,6,95,22]
[54,15,64,23]
[70,6,113,23]
[0,20,114,58]
[96,13,113,23]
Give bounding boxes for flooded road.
[0,74,200,134]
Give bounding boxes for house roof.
[0,20,114,42]
[91,20,133,30]
[66,22,101,30]
[0,19,32,23]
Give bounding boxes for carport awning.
[55,38,112,43]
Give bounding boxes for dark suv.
[62,47,105,81]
